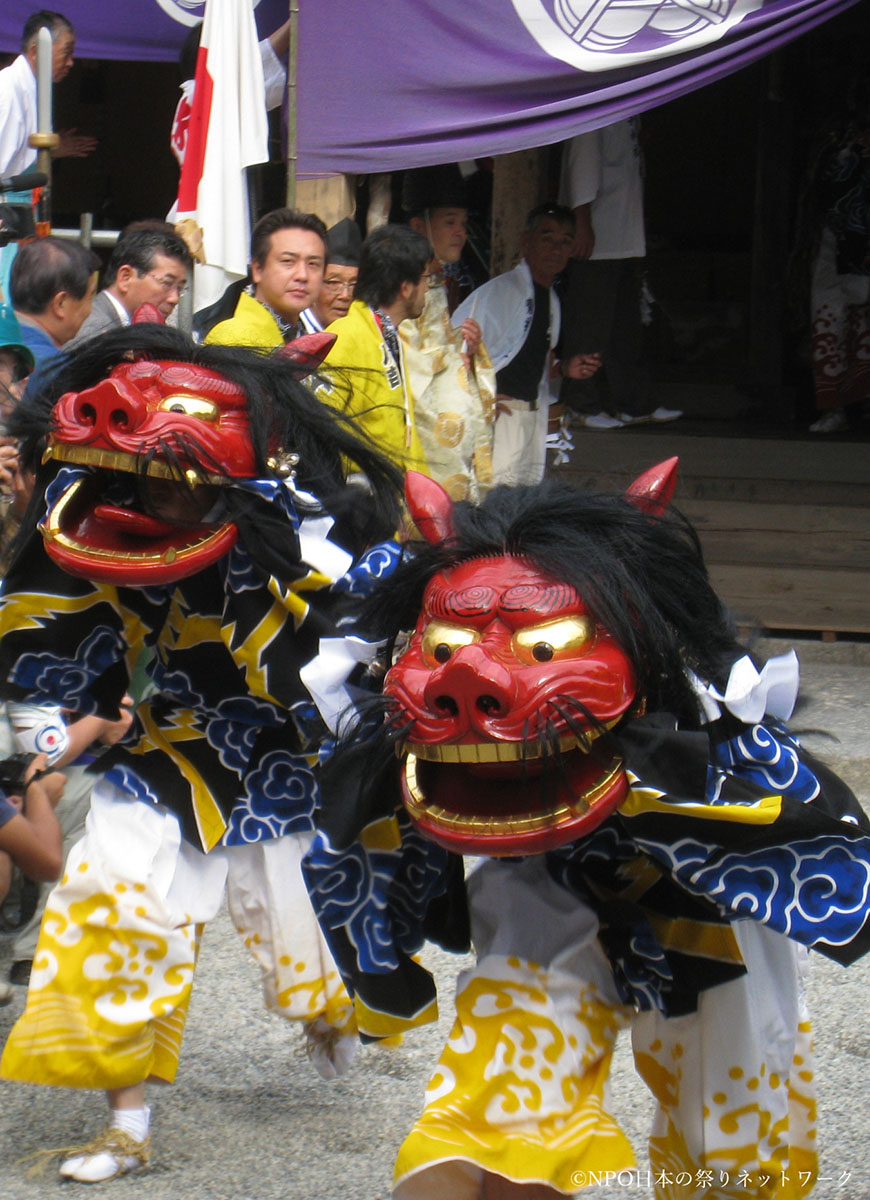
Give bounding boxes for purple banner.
[0,0,287,62]
[0,0,859,175]
[296,0,858,176]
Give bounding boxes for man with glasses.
[299,217,360,333]
[67,226,192,346]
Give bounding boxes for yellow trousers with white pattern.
[1,781,353,1089]
[394,857,816,1200]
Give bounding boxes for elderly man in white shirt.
[0,10,95,178]
[452,202,600,486]
[0,11,95,304]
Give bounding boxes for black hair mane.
[365,479,743,726]
[11,324,403,576]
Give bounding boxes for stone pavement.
[0,639,868,1200]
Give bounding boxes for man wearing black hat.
[400,164,496,502]
[299,218,361,334]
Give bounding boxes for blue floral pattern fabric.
[306,808,451,974]
[306,711,870,1030]
[0,471,400,854]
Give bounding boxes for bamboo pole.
[285,0,299,207]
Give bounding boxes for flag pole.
[285,0,298,207]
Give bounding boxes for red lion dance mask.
[384,464,678,857]
[38,335,333,586]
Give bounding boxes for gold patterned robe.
[401,279,495,502]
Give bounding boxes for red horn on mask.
[405,471,455,545]
[131,303,165,325]
[625,457,678,515]
[275,331,336,376]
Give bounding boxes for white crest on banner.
[155,0,263,28]
[512,0,765,70]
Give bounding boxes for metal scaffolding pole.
[29,25,59,233]
[285,0,299,207]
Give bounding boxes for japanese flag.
[175,0,269,311]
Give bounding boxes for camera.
[0,171,45,247]
[0,751,40,794]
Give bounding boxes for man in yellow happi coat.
[316,224,431,475]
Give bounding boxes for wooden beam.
[490,149,549,277]
[680,500,870,571]
[709,564,870,633]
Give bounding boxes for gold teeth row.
[405,727,605,764]
[44,442,229,486]
[403,753,625,831]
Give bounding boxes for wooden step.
[553,429,870,635]
[679,500,870,571]
[709,564,869,634]
[557,429,870,505]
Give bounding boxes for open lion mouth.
[399,728,628,856]
[40,446,237,585]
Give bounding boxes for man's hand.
[560,352,601,380]
[459,317,482,369]
[0,439,19,491]
[54,129,98,159]
[98,695,135,746]
[24,754,66,809]
[459,318,481,357]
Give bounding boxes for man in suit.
[68,227,192,346]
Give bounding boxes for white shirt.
[298,307,324,335]
[452,259,560,409]
[0,55,38,178]
[559,118,645,260]
[105,290,131,325]
[260,38,286,112]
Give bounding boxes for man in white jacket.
[452,202,600,485]
[0,10,96,305]
[0,10,95,178]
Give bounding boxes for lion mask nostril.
[435,695,459,715]
[477,695,501,715]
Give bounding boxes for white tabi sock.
[59,1105,152,1183]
